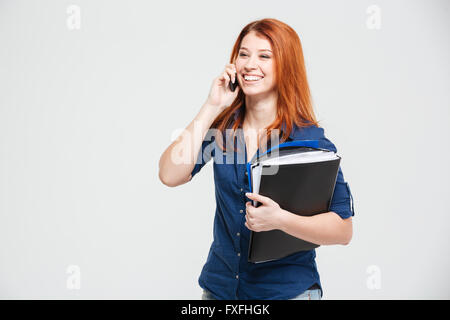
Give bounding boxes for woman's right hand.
[205,63,240,113]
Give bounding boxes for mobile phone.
[229,71,239,92]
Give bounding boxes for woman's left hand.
[244,192,286,232]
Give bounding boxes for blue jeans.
[201,288,322,300]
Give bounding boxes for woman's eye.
[239,53,270,59]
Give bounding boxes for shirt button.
[245,171,248,176]
[236,275,239,279]
[240,188,243,192]
[237,253,241,256]
[236,232,240,236]
[239,209,243,213]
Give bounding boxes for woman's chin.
[242,87,274,97]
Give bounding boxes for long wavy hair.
[211,18,320,153]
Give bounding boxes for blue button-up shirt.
[190,110,355,300]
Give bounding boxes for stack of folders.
[246,140,341,263]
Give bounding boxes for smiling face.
[235,31,276,97]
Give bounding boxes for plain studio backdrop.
[0,0,449,299]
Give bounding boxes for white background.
[0,0,449,299]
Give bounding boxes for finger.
[245,192,271,205]
[222,71,231,82]
[231,68,237,83]
[226,63,237,74]
[245,213,254,224]
[225,66,236,83]
[246,206,254,217]
[246,218,254,229]
[222,71,230,88]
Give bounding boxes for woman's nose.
[244,65,258,72]
[244,56,259,71]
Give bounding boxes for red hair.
[211,18,320,152]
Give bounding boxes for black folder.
[246,140,341,263]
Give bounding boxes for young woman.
[159,18,355,300]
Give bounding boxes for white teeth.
[244,75,263,81]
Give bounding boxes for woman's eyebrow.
[239,47,272,52]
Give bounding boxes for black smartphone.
[229,71,239,92]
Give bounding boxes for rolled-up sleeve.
[190,133,216,179]
[318,135,355,220]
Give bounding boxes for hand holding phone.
[205,64,239,112]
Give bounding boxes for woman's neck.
[243,93,278,131]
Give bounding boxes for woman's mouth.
[243,75,264,85]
